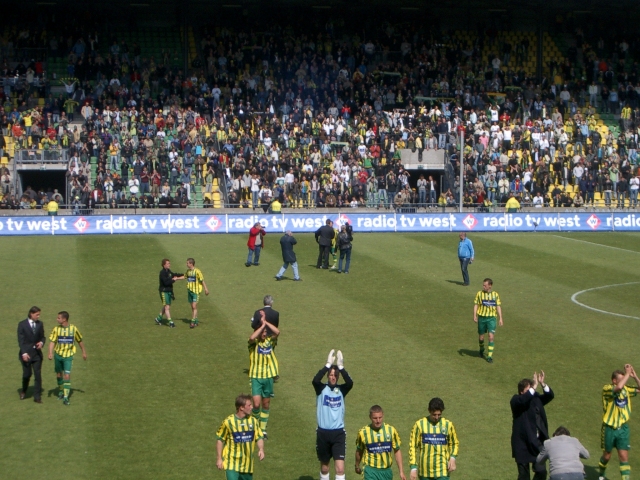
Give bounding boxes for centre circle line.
[571,282,640,320]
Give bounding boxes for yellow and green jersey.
[49,324,83,357]
[356,423,401,469]
[474,290,501,317]
[186,267,204,294]
[248,337,278,379]
[216,414,263,473]
[603,384,639,428]
[409,417,459,478]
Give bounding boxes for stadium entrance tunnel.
[19,171,67,199]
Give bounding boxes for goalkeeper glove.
[326,349,336,368]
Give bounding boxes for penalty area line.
[570,282,640,320]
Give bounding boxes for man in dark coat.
[315,219,335,269]
[251,294,280,333]
[275,231,301,281]
[17,306,46,402]
[511,371,555,480]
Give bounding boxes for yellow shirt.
[47,200,59,212]
[271,199,281,212]
[505,197,520,211]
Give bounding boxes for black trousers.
[517,462,547,480]
[20,354,43,400]
[317,245,331,268]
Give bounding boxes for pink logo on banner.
[462,214,478,230]
[73,217,89,233]
[206,215,222,231]
[586,214,601,230]
[333,213,353,228]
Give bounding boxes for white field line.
[552,235,640,254]
[570,282,640,320]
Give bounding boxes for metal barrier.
[15,149,70,163]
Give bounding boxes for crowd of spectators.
[1,19,640,211]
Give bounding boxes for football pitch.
[1,231,639,480]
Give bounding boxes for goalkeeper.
[313,349,354,480]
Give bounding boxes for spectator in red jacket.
[246,222,266,267]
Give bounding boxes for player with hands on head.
[598,363,640,480]
[248,310,280,440]
[313,349,354,480]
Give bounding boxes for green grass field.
[1,231,640,480]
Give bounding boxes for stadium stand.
[0,14,639,212]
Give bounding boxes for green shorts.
[188,290,199,304]
[602,423,630,452]
[251,377,274,398]
[54,353,73,374]
[225,470,253,480]
[478,315,497,335]
[160,291,172,306]
[364,466,393,480]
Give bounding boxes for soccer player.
[355,405,406,480]
[156,258,183,328]
[185,257,209,329]
[598,364,640,480]
[216,394,265,480]
[249,310,280,439]
[47,311,87,406]
[473,277,503,363]
[313,349,354,480]
[409,397,459,480]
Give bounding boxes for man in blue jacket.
[458,232,475,286]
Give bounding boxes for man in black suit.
[275,230,301,281]
[315,219,335,269]
[17,306,46,403]
[251,295,279,335]
[511,371,554,480]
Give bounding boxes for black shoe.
[263,431,268,440]
[486,357,493,364]
[293,278,302,281]
[344,271,349,274]
[245,263,251,267]
[34,398,42,403]
[19,391,25,400]
[337,270,342,273]
[275,276,282,281]
[169,321,176,328]
[253,263,260,266]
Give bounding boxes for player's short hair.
[484,278,493,285]
[369,405,383,416]
[326,219,332,225]
[612,369,626,380]
[161,258,170,267]
[235,394,252,411]
[328,365,340,380]
[58,311,69,321]
[263,295,273,306]
[428,397,445,412]
[187,257,195,265]
[553,426,570,437]
[28,306,41,318]
[518,378,533,393]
